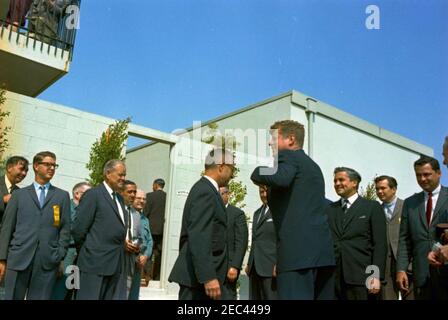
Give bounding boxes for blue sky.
[40,0,448,183]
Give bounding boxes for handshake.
[428,223,448,267]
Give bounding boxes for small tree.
[359,178,378,201]
[86,118,130,186]
[0,89,11,174]
[201,123,247,209]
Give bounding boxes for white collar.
[203,175,219,192]
[429,184,441,196]
[341,192,359,205]
[103,181,115,198]
[4,175,12,193]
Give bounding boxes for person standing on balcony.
[5,0,33,33]
[28,0,70,45]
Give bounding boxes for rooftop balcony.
[0,0,81,97]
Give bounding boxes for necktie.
[426,192,433,226]
[257,205,267,224]
[342,199,349,213]
[39,186,46,208]
[127,206,132,239]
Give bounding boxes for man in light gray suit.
[397,156,448,299]
[119,180,142,299]
[73,159,130,300]
[375,175,413,300]
[0,151,71,300]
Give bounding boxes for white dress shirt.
[103,181,125,224]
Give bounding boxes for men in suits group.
[144,178,166,281]
[0,156,29,224]
[169,148,235,300]
[0,151,71,300]
[73,159,129,300]
[251,120,335,300]
[398,156,448,299]
[374,175,413,300]
[327,167,387,300]
[246,185,278,300]
[219,186,248,300]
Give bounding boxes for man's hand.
[439,245,448,262]
[137,255,148,269]
[125,240,140,254]
[0,261,6,282]
[428,250,443,267]
[227,267,238,283]
[204,279,221,300]
[56,261,65,278]
[2,194,11,204]
[367,277,381,295]
[396,271,409,294]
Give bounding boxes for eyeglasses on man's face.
[38,162,59,169]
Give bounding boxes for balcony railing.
[0,0,81,60]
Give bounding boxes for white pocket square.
[266,218,273,222]
[359,215,366,219]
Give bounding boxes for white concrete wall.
[2,91,115,192]
[126,142,171,194]
[309,110,424,201]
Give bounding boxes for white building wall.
[126,142,171,194]
[3,91,115,192]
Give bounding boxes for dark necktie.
[426,192,433,226]
[39,186,46,208]
[127,206,132,239]
[342,199,349,213]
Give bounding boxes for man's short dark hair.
[414,156,440,171]
[33,151,56,165]
[72,182,91,195]
[153,178,165,189]
[374,175,398,189]
[270,120,305,148]
[6,156,29,169]
[124,180,136,187]
[204,148,234,171]
[334,167,362,189]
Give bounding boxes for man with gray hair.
[73,159,128,300]
[326,167,387,300]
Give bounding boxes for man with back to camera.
[219,186,248,300]
[169,148,235,300]
[251,120,335,300]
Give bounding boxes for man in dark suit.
[398,156,448,299]
[327,167,387,300]
[375,175,413,300]
[169,148,235,300]
[73,159,133,300]
[219,186,248,300]
[251,120,335,300]
[0,156,29,224]
[245,185,278,300]
[144,178,166,281]
[0,151,71,300]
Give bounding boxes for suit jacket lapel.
[201,177,226,212]
[333,201,344,236]
[100,184,124,226]
[258,207,270,227]
[432,187,448,226]
[342,197,362,231]
[415,192,428,229]
[27,184,41,209]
